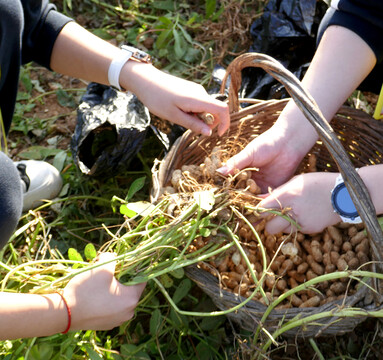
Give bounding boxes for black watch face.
[331,183,359,218]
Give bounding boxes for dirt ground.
[9,68,86,159]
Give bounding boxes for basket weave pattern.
[152,53,383,337]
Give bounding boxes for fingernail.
[216,165,228,174]
[201,127,212,136]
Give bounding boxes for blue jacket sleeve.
[21,0,73,68]
[328,0,383,63]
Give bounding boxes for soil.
[9,67,85,159]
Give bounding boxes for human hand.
[121,63,230,136]
[257,172,341,234]
[218,126,306,192]
[63,252,145,331]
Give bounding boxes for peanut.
[348,257,360,270]
[279,259,294,276]
[299,295,321,308]
[235,264,246,274]
[327,226,343,246]
[276,279,287,292]
[350,230,366,246]
[297,262,309,274]
[357,251,369,265]
[336,258,348,271]
[288,270,306,283]
[265,274,276,289]
[342,242,352,252]
[322,240,333,253]
[330,251,340,264]
[306,270,317,281]
[347,225,358,237]
[344,250,355,263]
[355,238,369,254]
[325,264,336,273]
[246,178,261,194]
[330,282,346,294]
[307,255,324,275]
[289,294,303,307]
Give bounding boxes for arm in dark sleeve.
[21,0,73,68]
[328,0,383,63]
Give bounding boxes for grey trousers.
[0,152,22,248]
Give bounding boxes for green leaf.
[172,29,186,59]
[169,307,189,329]
[67,248,84,262]
[195,341,215,360]
[157,16,173,26]
[152,0,176,11]
[177,24,193,44]
[119,204,137,218]
[126,176,146,201]
[193,190,215,210]
[126,201,156,217]
[84,345,104,360]
[159,273,173,288]
[172,278,191,304]
[200,315,226,331]
[169,267,184,279]
[52,150,67,172]
[84,243,97,261]
[19,67,33,92]
[199,227,211,237]
[55,88,76,108]
[205,0,216,18]
[18,146,62,160]
[155,28,172,49]
[149,308,162,335]
[120,344,151,359]
[29,343,54,360]
[184,47,200,63]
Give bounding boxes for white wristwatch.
[108,45,152,91]
[330,174,362,224]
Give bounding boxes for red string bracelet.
[55,291,71,334]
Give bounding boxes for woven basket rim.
[151,53,383,337]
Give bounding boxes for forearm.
[50,21,120,85]
[276,25,377,156]
[358,165,383,216]
[0,292,66,340]
[51,22,160,93]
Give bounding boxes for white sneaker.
[15,160,63,212]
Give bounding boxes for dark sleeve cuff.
[32,9,73,69]
[23,6,73,69]
[328,10,383,63]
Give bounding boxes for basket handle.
[220,52,383,293]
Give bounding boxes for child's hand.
[63,252,145,331]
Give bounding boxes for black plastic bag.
[71,83,151,177]
[241,0,327,100]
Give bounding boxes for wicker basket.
[151,53,383,338]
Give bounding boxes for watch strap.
[331,174,362,224]
[108,46,152,91]
[108,47,134,91]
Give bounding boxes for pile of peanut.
[194,220,370,308]
[164,148,371,308]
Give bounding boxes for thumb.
[96,252,147,295]
[217,147,254,175]
[94,252,118,275]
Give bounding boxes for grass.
[1,0,383,359]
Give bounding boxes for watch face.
[331,183,359,219]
